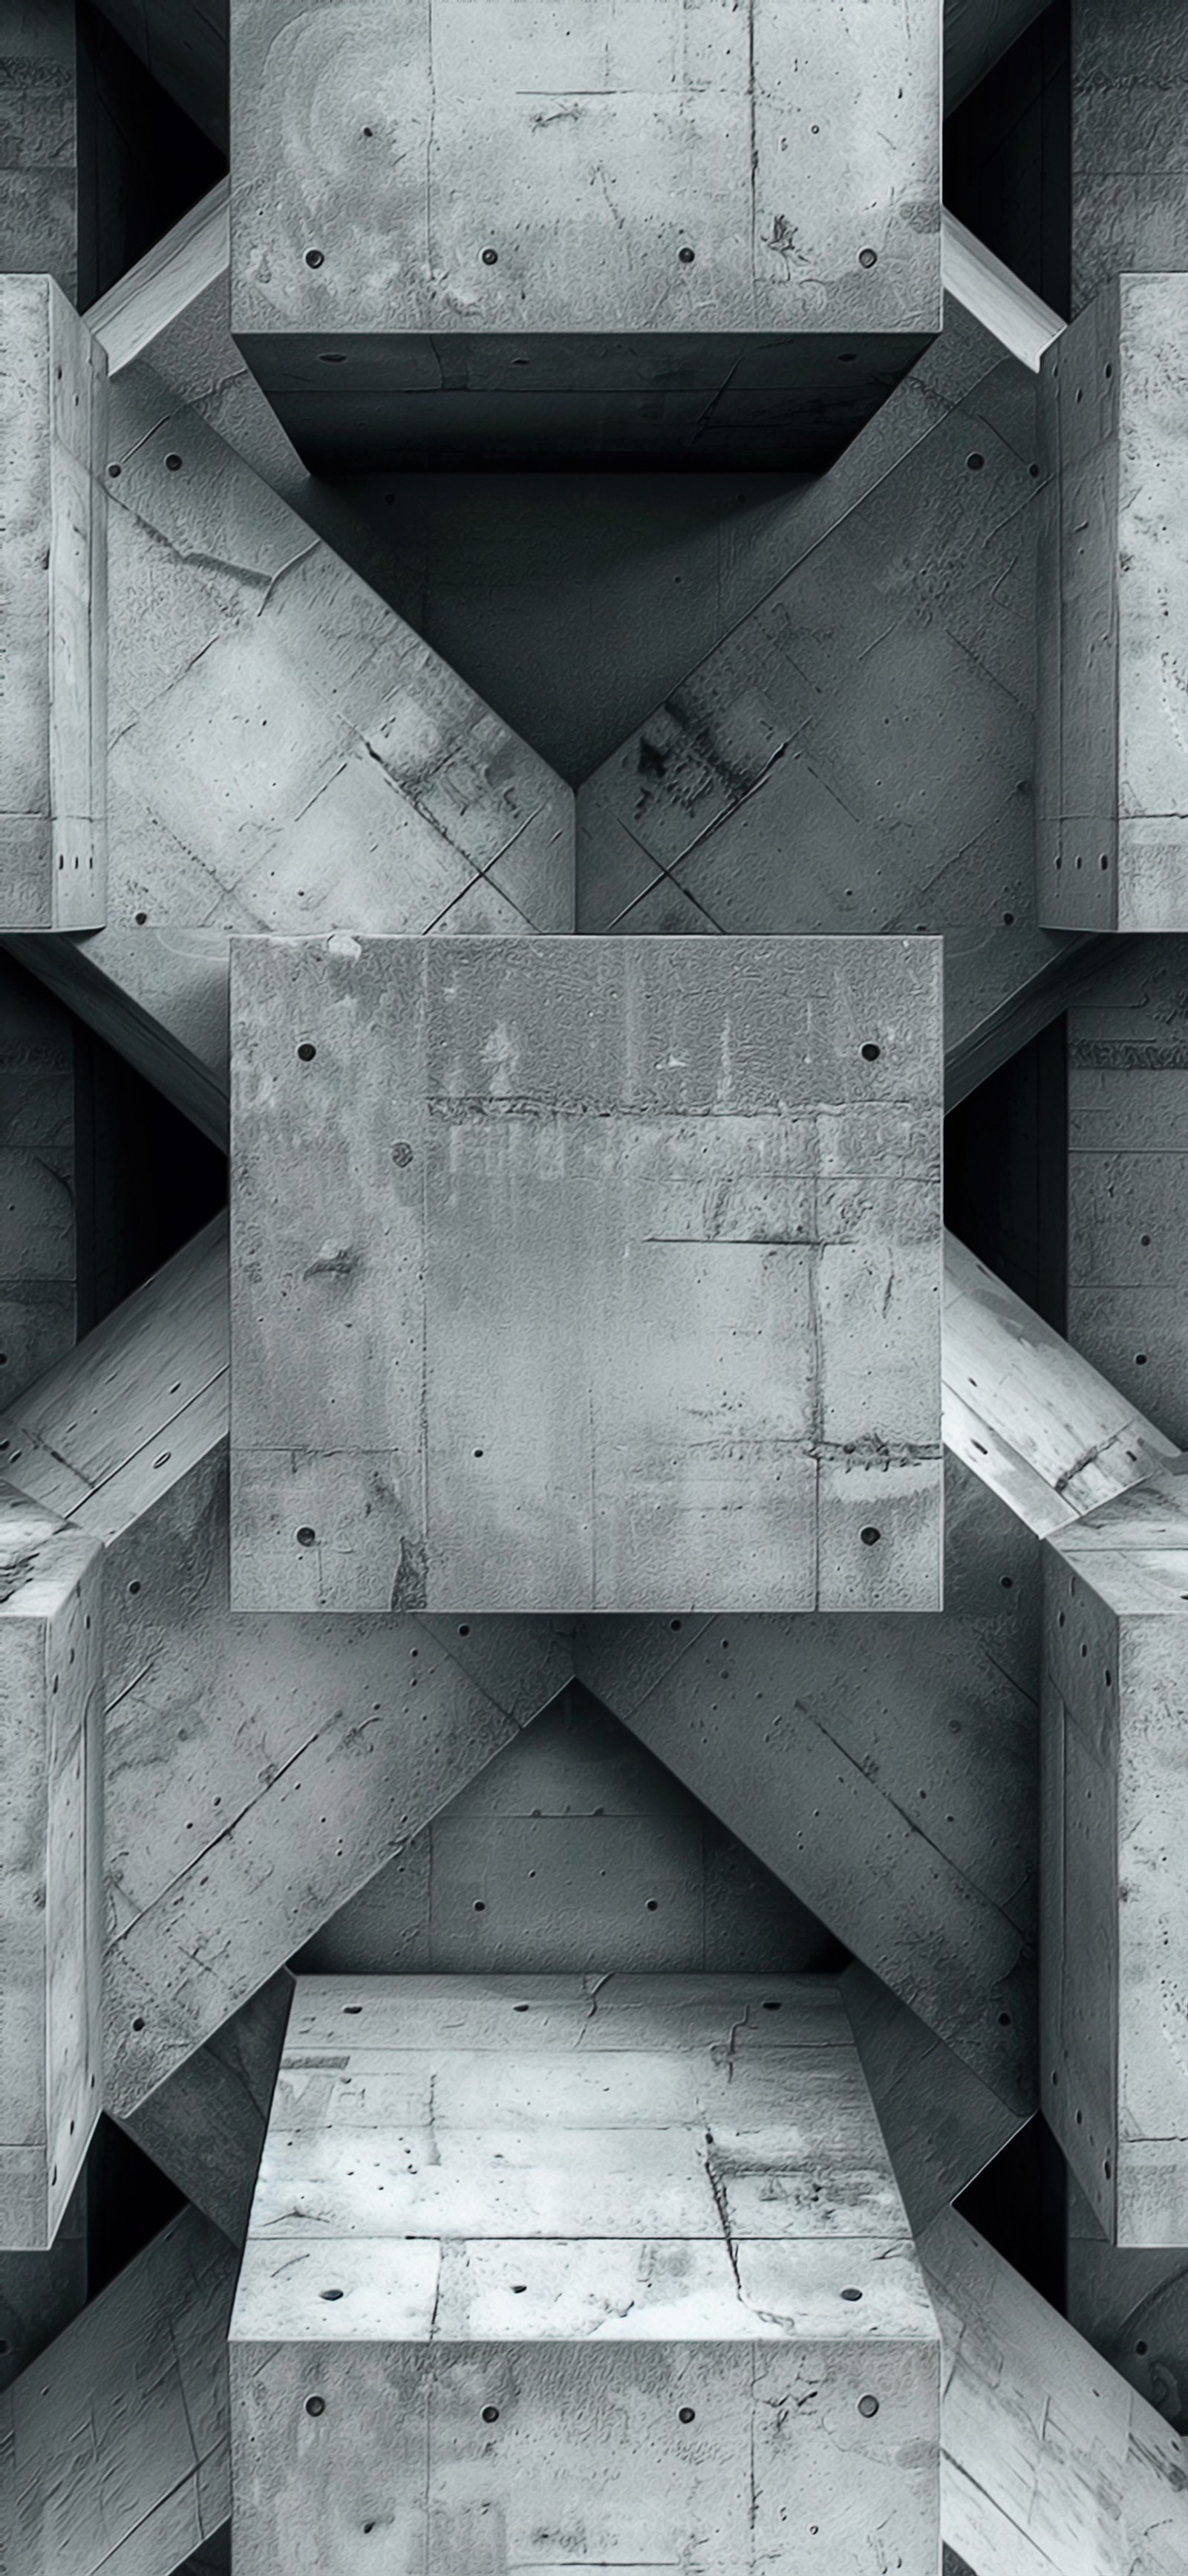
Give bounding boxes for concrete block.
[1072,0,1188,312]
[230,932,943,1615]
[920,2205,1188,2576]
[229,0,940,468]
[1037,275,1188,929]
[0,1486,102,2252]
[0,2205,235,2576]
[0,274,105,930]
[230,1972,940,2575]
[1042,1462,1188,2245]
[0,0,78,295]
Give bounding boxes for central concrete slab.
[229,0,940,466]
[229,1972,941,2574]
[229,933,943,1615]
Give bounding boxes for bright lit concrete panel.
[229,934,943,1615]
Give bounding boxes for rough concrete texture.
[0,273,106,930]
[1067,950,1188,1451]
[229,933,943,1615]
[0,1484,102,2251]
[229,0,939,466]
[1042,1461,1188,2246]
[294,1686,840,1981]
[1037,275,1188,930]
[230,1973,940,2576]
[1072,0,1188,311]
[0,0,78,296]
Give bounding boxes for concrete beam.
[0,1486,102,2251]
[229,932,943,1616]
[0,1219,573,2113]
[230,1973,940,2575]
[0,275,106,931]
[0,2176,87,2395]
[0,2205,235,2576]
[118,1972,293,2246]
[920,2205,1188,2575]
[1037,276,1188,931]
[842,1963,1025,2234]
[1042,1461,1188,2245]
[229,0,939,469]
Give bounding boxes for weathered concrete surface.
[0,274,106,931]
[1042,1462,1188,2246]
[0,1218,572,2115]
[120,1971,293,2246]
[230,933,942,1616]
[1072,0,1188,312]
[843,1963,1026,2234]
[0,0,77,296]
[0,1486,102,2252]
[231,1973,940,2575]
[230,0,939,467]
[0,2205,235,2576]
[296,1687,838,1980]
[577,1232,1175,2119]
[1066,955,1188,1451]
[0,2176,86,2395]
[0,952,76,1403]
[921,2205,1188,2576]
[1037,275,1188,930]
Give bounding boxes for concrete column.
[1072,0,1188,312]
[0,1484,102,2251]
[0,274,105,930]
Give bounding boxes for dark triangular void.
[293,1683,843,1980]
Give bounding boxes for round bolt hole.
[296,1526,317,1548]
[860,1526,881,1547]
[134,910,148,925]
[391,1142,413,1167]
[1135,1353,1148,1366]
[861,1042,881,1062]
[458,1623,471,1637]
[858,247,878,267]
[841,2287,863,2302]
[474,1447,484,1458]
[512,2283,526,2293]
[1137,2340,1149,2356]
[858,2395,879,2419]
[482,2405,500,2422]
[128,1579,141,1596]
[670,1617,682,1630]
[297,1041,317,1061]
[481,247,499,266]
[1003,911,1015,925]
[131,2016,146,2032]
[344,2004,362,2014]
[474,1900,486,1912]
[107,462,121,477]
[679,2405,696,2422]
[305,249,324,267]
[999,1575,1013,1590]
[306,2396,326,2416]
[165,453,183,471]
[967,452,985,470]
[645,1899,659,1911]
[679,246,696,264]
[320,2289,344,2302]
[999,2012,1011,2027]
[1141,1233,1152,1247]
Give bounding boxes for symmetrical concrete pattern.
[0,1485,102,2254]
[229,0,940,468]
[0,273,105,931]
[229,932,943,1616]
[1042,1462,1188,2247]
[230,1973,941,2576]
[1037,275,1188,930]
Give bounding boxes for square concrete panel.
[1037,274,1188,929]
[229,1973,941,2576]
[229,934,943,1614]
[229,0,940,466]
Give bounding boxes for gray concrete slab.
[229,932,943,1615]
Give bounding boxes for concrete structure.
[229,1973,941,2575]
[0,1485,102,2252]
[1037,275,1188,930]
[0,274,105,931]
[1067,968,1188,1451]
[0,0,77,295]
[229,931,943,1615]
[1042,1461,1188,2246]
[229,0,940,469]
[1071,0,1188,313]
